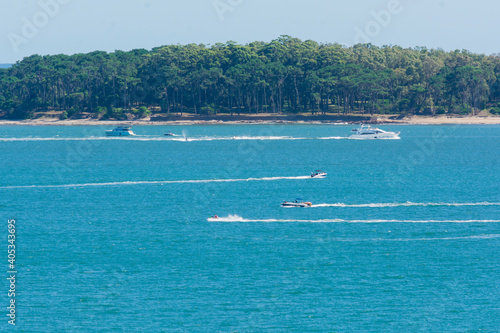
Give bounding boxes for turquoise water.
[1,124,499,331]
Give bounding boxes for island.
[1,36,499,125]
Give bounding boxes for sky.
[1,0,499,63]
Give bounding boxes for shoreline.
[0,114,499,126]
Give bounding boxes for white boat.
[281,199,312,207]
[311,170,327,178]
[350,125,400,139]
[105,126,135,136]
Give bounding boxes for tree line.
[1,36,499,119]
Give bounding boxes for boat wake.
[0,135,350,142]
[311,202,500,208]
[164,135,349,141]
[370,234,500,242]
[208,215,500,223]
[317,136,347,140]
[349,137,401,140]
[174,136,307,142]
[0,175,311,189]
[0,137,164,142]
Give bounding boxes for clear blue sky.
[1,0,499,63]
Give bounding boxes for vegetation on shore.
[1,36,500,120]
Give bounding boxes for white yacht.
[105,126,135,136]
[350,125,400,139]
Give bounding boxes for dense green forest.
[1,36,500,120]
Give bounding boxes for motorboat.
[105,126,135,136]
[311,170,327,178]
[164,131,178,136]
[281,199,312,207]
[350,125,400,139]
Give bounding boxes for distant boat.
[350,125,400,139]
[164,131,178,136]
[311,170,327,178]
[105,126,135,136]
[281,199,312,207]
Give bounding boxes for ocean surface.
[1,124,499,331]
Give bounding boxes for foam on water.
[311,202,500,208]
[349,137,401,140]
[208,215,500,223]
[307,234,500,242]
[0,135,350,142]
[317,136,347,140]
[0,175,312,189]
[177,135,304,142]
[376,234,500,242]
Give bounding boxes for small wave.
[176,136,305,142]
[233,136,305,141]
[315,234,500,242]
[208,215,500,223]
[346,220,500,223]
[0,137,161,142]
[208,215,344,223]
[381,234,500,242]
[0,137,86,142]
[311,202,500,208]
[0,136,199,142]
[349,137,401,140]
[0,175,311,189]
[0,135,350,142]
[0,136,294,142]
[317,136,349,140]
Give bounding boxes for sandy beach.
[0,114,499,126]
[403,115,500,125]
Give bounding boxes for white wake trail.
[300,234,500,242]
[376,234,500,242]
[0,175,311,189]
[208,215,500,223]
[0,135,350,142]
[317,136,349,140]
[311,202,500,208]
